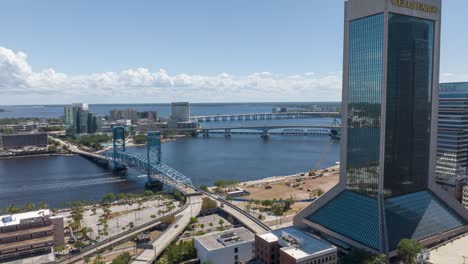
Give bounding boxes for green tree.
[74,240,85,248]
[366,254,387,264]
[23,202,36,212]
[397,239,423,264]
[189,217,198,225]
[55,245,65,252]
[158,240,196,263]
[102,192,116,203]
[81,226,94,239]
[111,251,132,264]
[93,255,105,264]
[156,257,170,264]
[5,204,21,214]
[218,219,224,230]
[133,134,147,144]
[199,185,209,192]
[84,256,91,264]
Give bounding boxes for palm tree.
[81,226,94,240]
[5,204,20,214]
[23,202,35,212]
[39,201,48,209]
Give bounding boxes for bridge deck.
[202,124,341,130]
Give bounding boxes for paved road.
[57,196,190,263]
[131,195,203,264]
[202,193,270,235]
[218,201,269,234]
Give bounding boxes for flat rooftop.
[0,209,51,227]
[259,227,336,260]
[195,227,254,251]
[428,234,468,264]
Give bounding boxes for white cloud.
[0,47,343,104]
[440,73,468,83]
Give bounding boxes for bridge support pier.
[112,163,128,171]
[225,129,231,138]
[261,128,270,139]
[145,179,163,190]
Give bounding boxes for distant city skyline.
[1,0,467,105]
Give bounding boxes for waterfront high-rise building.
[294,0,468,257]
[63,103,102,134]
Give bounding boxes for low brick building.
[255,227,337,264]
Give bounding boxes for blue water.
[0,103,341,209]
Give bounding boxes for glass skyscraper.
[294,0,468,256]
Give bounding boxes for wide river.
[0,103,340,209]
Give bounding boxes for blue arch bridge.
[78,127,194,189]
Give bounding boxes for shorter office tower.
[137,111,158,121]
[0,133,48,149]
[255,227,337,264]
[194,227,255,264]
[110,109,138,123]
[171,102,190,122]
[436,82,468,188]
[0,124,36,133]
[0,209,65,263]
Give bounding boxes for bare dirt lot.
[240,167,339,201]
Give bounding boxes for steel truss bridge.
[80,127,194,187]
[190,111,339,122]
[200,119,342,138]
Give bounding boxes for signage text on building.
[391,0,438,14]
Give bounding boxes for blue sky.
[0,0,467,104]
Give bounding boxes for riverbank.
[0,152,74,160]
[234,163,340,201]
[100,134,189,150]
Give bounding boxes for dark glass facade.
[346,14,383,197]
[303,1,468,255]
[384,14,435,197]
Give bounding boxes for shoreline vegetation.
[0,163,338,214]
[1,189,185,216]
